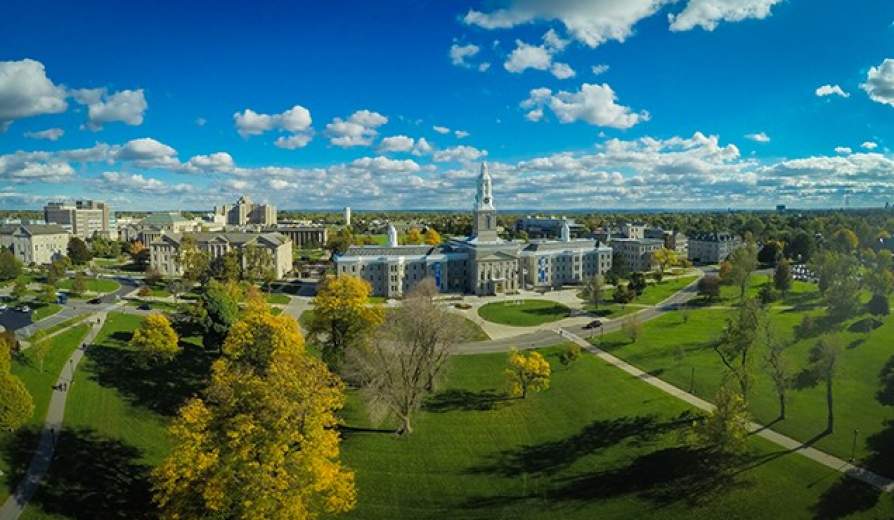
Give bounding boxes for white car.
[20,305,31,313]
[0,304,7,311]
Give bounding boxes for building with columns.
[335,163,612,298]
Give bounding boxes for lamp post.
[850,429,859,463]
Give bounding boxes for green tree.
[581,274,604,310]
[67,236,92,265]
[629,272,647,296]
[199,280,242,352]
[152,297,356,519]
[773,258,793,297]
[697,275,721,302]
[179,235,210,285]
[0,248,22,281]
[130,313,181,367]
[46,256,70,285]
[72,272,87,296]
[11,276,28,302]
[622,315,643,343]
[306,275,385,371]
[690,385,750,455]
[209,250,241,282]
[714,298,763,400]
[728,242,758,300]
[652,247,678,282]
[242,244,275,286]
[830,228,858,253]
[758,240,784,265]
[807,338,841,432]
[763,321,789,419]
[41,283,57,304]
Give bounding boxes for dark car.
[583,320,603,330]
[88,297,102,304]
[137,303,151,310]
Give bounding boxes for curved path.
[455,270,706,355]
[0,312,108,520]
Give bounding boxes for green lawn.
[582,303,642,320]
[594,303,894,477]
[266,292,291,305]
[57,277,120,294]
[18,312,214,519]
[0,325,90,503]
[125,299,182,313]
[368,296,387,304]
[714,274,819,307]
[478,299,570,327]
[636,275,698,305]
[31,303,62,322]
[31,314,91,339]
[339,345,893,519]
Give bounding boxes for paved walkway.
[557,328,894,494]
[0,313,109,520]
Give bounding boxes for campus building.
[609,237,664,273]
[0,224,70,265]
[149,231,292,279]
[43,200,114,239]
[335,163,612,298]
[273,225,328,248]
[688,232,742,264]
[645,228,689,256]
[214,195,277,226]
[119,212,202,245]
[515,216,586,239]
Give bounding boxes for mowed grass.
[0,325,90,503]
[57,277,120,294]
[299,308,489,341]
[266,292,291,305]
[478,299,570,327]
[340,345,894,519]
[636,275,699,305]
[582,302,641,320]
[18,312,214,519]
[594,300,894,476]
[31,303,62,322]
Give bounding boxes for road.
[455,270,706,355]
[11,276,139,341]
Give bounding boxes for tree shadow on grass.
[85,341,214,416]
[468,412,695,478]
[423,389,511,413]
[2,427,154,519]
[877,355,894,406]
[847,317,882,334]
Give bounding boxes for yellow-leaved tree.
[306,275,384,371]
[405,227,423,245]
[0,332,33,431]
[505,350,551,399]
[152,295,356,520]
[423,227,441,245]
[130,313,180,367]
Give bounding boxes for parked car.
[137,303,151,311]
[88,297,102,304]
[20,305,31,313]
[583,320,603,330]
[0,303,7,311]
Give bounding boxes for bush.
[559,344,582,366]
[138,286,152,297]
[758,284,778,305]
[868,293,890,317]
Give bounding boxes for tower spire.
[475,162,494,211]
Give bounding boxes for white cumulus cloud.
[0,59,68,131]
[325,109,389,147]
[745,132,770,143]
[669,0,782,32]
[379,135,416,153]
[591,64,610,76]
[449,43,480,67]
[521,82,649,129]
[861,141,878,150]
[433,125,450,134]
[72,87,148,131]
[861,58,894,107]
[433,145,488,163]
[834,146,852,155]
[233,104,313,148]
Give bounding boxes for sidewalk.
[0,313,109,520]
[557,328,894,494]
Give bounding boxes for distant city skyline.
[2,0,894,210]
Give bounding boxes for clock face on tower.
[484,197,490,204]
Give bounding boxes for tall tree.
[199,280,242,352]
[0,334,33,431]
[242,244,275,286]
[690,384,750,455]
[830,228,859,253]
[179,235,210,285]
[152,297,355,519]
[629,272,647,295]
[807,338,841,432]
[72,272,87,296]
[652,247,678,282]
[763,320,789,419]
[728,242,758,300]
[11,276,27,302]
[0,249,22,281]
[697,275,721,302]
[505,350,551,399]
[130,313,181,367]
[306,275,384,371]
[773,258,793,297]
[714,297,763,400]
[581,274,604,310]
[67,236,92,265]
[622,315,643,343]
[347,278,469,435]
[46,256,70,285]
[209,250,241,282]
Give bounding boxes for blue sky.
[2,0,894,210]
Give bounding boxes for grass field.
[31,314,91,339]
[299,308,489,341]
[339,345,894,519]
[266,293,291,305]
[478,299,570,327]
[31,303,62,322]
[125,299,182,313]
[0,325,90,503]
[17,312,214,519]
[593,301,894,477]
[636,275,698,305]
[57,277,120,295]
[582,303,642,319]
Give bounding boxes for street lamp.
[850,429,859,462]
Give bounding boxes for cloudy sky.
[2,0,894,210]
